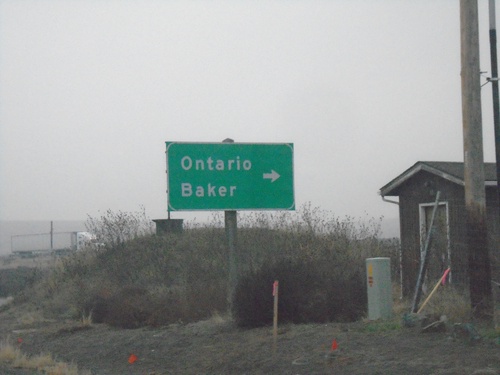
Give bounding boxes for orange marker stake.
[128,354,138,364]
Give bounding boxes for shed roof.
[379,161,497,197]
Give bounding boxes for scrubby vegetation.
[0,338,90,375]
[0,267,45,298]
[12,204,400,328]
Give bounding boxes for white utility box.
[366,257,392,320]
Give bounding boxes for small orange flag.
[128,354,138,364]
[331,339,338,351]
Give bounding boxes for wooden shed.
[379,161,499,296]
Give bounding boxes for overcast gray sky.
[0,1,498,227]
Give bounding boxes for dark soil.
[0,305,499,375]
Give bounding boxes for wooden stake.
[417,268,451,314]
[273,280,279,353]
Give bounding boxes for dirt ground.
[0,303,498,375]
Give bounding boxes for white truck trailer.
[11,231,96,257]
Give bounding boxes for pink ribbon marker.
[441,268,451,285]
[273,281,279,296]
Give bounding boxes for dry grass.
[418,286,471,322]
[392,282,410,315]
[390,278,472,323]
[208,310,230,325]
[0,340,19,362]
[0,339,90,375]
[43,362,84,375]
[17,310,45,326]
[81,311,93,327]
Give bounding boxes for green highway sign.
[166,142,294,211]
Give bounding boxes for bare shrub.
[100,286,153,329]
[233,204,391,327]
[85,206,154,246]
[0,266,46,298]
[233,259,366,327]
[17,203,397,328]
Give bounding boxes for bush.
[0,267,46,297]
[16,205,398,328]
[85,286,153,329]
[233,259,367,327]
[25,221,229,326]
[232,205,393,327]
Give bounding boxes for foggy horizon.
[1,1,498,226]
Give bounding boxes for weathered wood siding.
[397,170,500,296]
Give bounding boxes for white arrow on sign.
[263,170,280,183]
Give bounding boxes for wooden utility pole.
[488,0,500,210]
[460,0,493,319]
